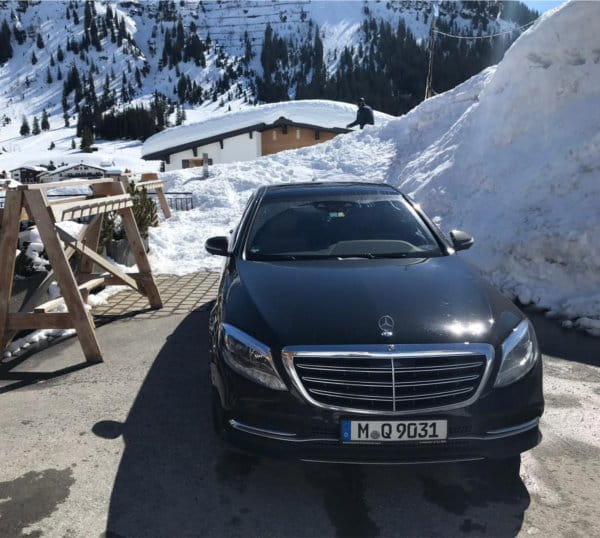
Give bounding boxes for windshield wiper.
[365,250,441,259]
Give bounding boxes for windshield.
[245,193,443,260]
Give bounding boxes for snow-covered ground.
[148,0,600,334]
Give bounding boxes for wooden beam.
[48,195,90,206]
[80,213,103,274]
[155,187,172,219]
[8,312,73,330]
[116,212,162,308]
[135,180,163,191]
[0,190,23,351]
[56,227,140,292]
[16,178,117,190]
[51,194,133,222]
[19,223,90,314]
[25,190,103,363]
[34,278,106,313]
[99,181,162,309]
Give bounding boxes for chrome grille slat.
[296,362,482,373]
[309,386,473,402]
[301,374,480,388]
[282,344,494,415]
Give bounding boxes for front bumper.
[212,351,544,464]
[224,417,541,464]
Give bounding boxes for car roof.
[258,181,401,201]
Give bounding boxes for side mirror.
[450,230,474,251]
[205,236,229,256]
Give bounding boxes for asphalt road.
[0,306,599,537]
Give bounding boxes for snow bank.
[142,99,392,157]
[150,1,600,332]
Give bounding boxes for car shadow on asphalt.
[98,309,530,538]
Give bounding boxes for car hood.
[225,256,522,348]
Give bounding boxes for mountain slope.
[0,1,537,126]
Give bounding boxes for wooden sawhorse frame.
[0,178,163,363]
[138,173,172,219]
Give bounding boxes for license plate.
[341,420,447,442]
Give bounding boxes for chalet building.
[38,163,107,182]
[9,166,48,184]
[142,100,391,171]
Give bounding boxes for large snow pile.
[150,1,600,333]
[142,99,393,157]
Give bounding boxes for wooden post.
[203,153,209,179]
[0,190,22,351]
[80,213,103,275]
[101,180,162,309]
[25,190,103,363]
[155,186,171,219]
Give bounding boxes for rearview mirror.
[450,230,474,251]
[205,236,229,256]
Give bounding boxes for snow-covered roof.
[142,100,393,158]
[39,163,106,176]
[10,165,47,172]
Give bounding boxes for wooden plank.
[56,227,140,292]
[135,180,163,191]
[0,190,23,351]
[51,194,133,222]
[155,186,172,219]
[80,214,103,274]
[17,178,117,190]
[48,195,90,206]
[25,190,103,363]
[8,312,73,330]
[33,278,106,313]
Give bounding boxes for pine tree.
[80,126,94,151]
[36,33,44,48]
[46,67,53,84]
[71,138,76,149]
[31,51,37,64]
[0,19,13,64]
[41,109,50,131]
[32,116,41,135]
[49,141,55,150]
[57,45,64,62]
[19,116,30,136]
[50,53,55,66]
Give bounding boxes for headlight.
[494,319,539,387]
[221,324,286,390]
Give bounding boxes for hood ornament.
[378,315,395,338]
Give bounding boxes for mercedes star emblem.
[378,315,395,337]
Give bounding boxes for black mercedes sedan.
[206,182,543,466]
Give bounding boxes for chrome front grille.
[282,344,494,415]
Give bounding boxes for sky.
[523,1,565,14]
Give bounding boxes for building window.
[315,130,321,140]
[272,130,277,141]
[296,129,300,140]
[182,159,189,169]
[282,125,288,135]
[249,131,253,139]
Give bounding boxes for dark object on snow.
[347,98,375,129]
